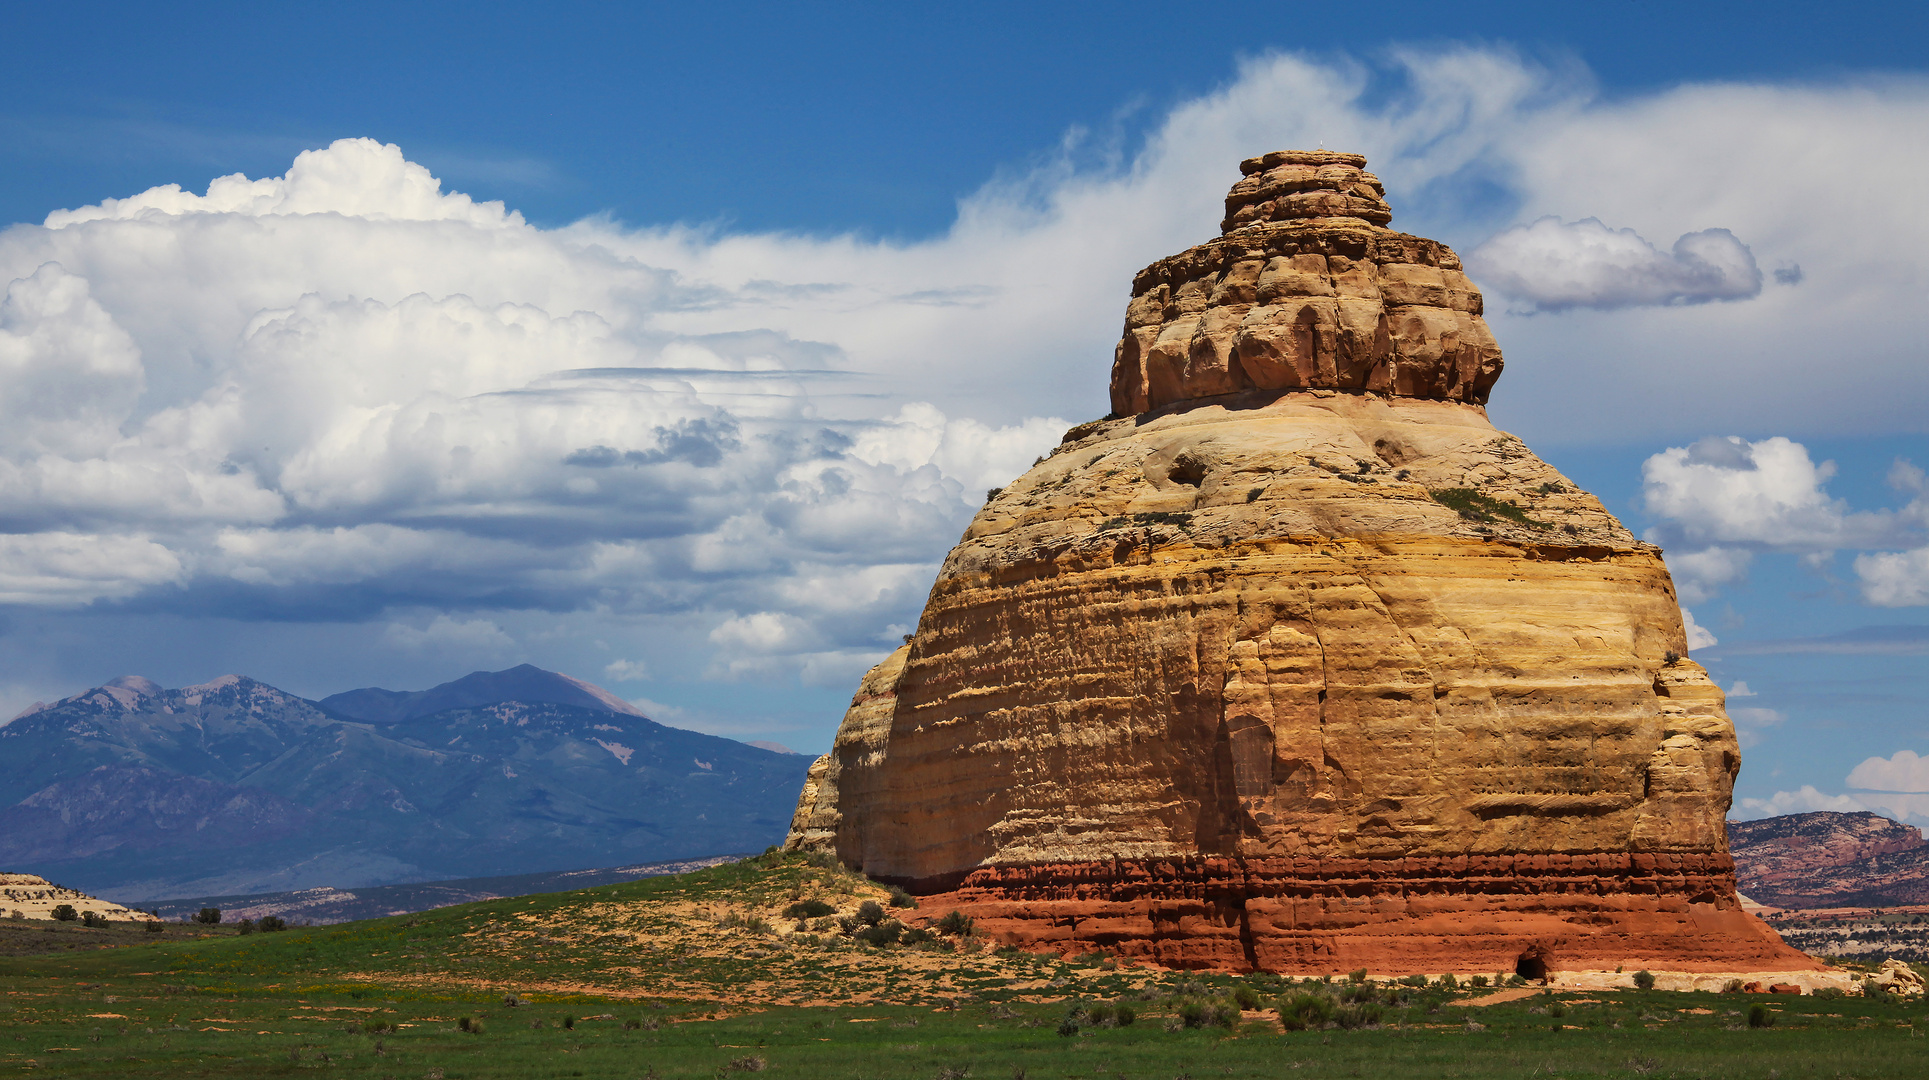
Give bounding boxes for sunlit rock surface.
[788,152,1811,976]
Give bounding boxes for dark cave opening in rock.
[1516,948,1549,982]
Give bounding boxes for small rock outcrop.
[1111,150,1499,416]
[0,873,152,922]
[787,152,1811,976]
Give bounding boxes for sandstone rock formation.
[1111,150,1499,416]
[787,152,1811,976]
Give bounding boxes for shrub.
[51,904,77,922]
[257,915,287,932]
[1114,1004,1136,1026]
[886,886,917,909]
[1812,986,1846,1001]
[1546,1002,1566,1019]
[457,1016,475,1032]
[193,907,221,925]
[562,1015,576,1030]
[1333,1002,1384,1030]
[80,910,106,927]
[1399,974,1428,988]
[1722,978,1745,994]
[1469,975,1489,988]
[726,1055,767,1072]
[236,918,255,935]
[1347,968,1369,984]
[855,900,887,926]
[1633,970,1657,990]
[936,910,975,936]
[1438,973,1459,989]
[1210,1002,1238,1029]
[1278,993,1333,1031]
[1507,974,1527,987]
[1748,1003,1774,1028]
[900,926,935,946]
[144,920,164,933]
[855,919,902,946]
[1056,1017,1080,1037]
[1233,986,1260,1011]
[1178,1002,1207,1029]
[783,899,835,920]
[1427,487,1549,529]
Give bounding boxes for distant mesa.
[788,150,1810,978]
[1730,810,1929,909]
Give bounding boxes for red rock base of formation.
[912,856,1818,975]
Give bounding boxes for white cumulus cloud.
[1468,218,1761,311]
[1735,785,1873,818]
[1681,608,1718,650]
[1855,548,1929,607]
[1847,750,1929,793]
[1643,437,1929,607]
[4,47,1929,706]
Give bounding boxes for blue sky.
[1,1,1925,820]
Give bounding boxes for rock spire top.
[1222,150,1392,232]
[1110,149,1501,416]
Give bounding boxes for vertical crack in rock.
[786,150,1814,976]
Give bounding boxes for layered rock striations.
[787,152,1810,976]
[1111,151,1499,416]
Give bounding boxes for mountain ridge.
[0,667,810,902]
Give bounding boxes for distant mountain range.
[0,666,812,902]
[1730,811,1929,909]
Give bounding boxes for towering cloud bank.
[787,152,1811,976]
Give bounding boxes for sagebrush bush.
[1633,970,1656,990]
[1748,1003,1775,1028]
[258,915,287,932]
[855,900,886,927]
[1178,1002,1207,1029]
[935,910,974,936]
[1333,1002,1383,1030]
[80,910,106,927]
[193,907,221,925]
[1347,968,1368,984]
[51,904,77,922]
[855,919,902,946]
[783,899,835,920]
[886,886,916,909]
[1278,993,1333,1031]
[1469,975,1488,987]
[1233,986,1259,1011]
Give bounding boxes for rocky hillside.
[1730,811,1929,909]
[0,669,811,902]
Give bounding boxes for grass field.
[2,852,1926,1078]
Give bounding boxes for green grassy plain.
[2,853,1926,1078]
